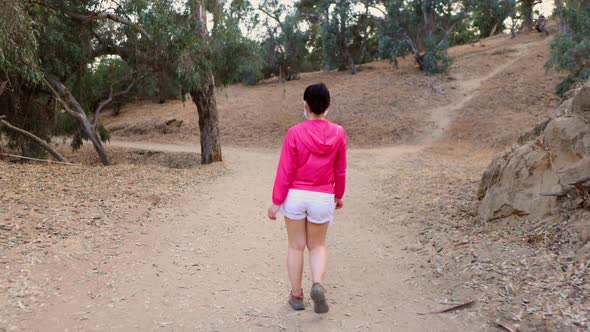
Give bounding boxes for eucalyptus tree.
[547,0,590,95]
[470,0,515,37]
[259,0,309,81]
[0,0,230,164]
[377,0,465,74]
[518,0,542,31]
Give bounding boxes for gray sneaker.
[310,283,329,314]
[288,292,305,311]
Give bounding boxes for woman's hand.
[335,198,344,210]
[267,204,281,220]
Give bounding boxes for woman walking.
[267,83,347,314]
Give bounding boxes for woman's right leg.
[285,217,307,295]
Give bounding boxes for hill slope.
[102,32,562,151]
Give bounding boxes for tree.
[470,0,514,37]
[259,0,309,81]
[546,1,590,95]
[187,0,223,164]
[332,0,357,73]
[377,0,463,74]
[1,0,228,165]
[210,0,263,86]
[518,0,542,31]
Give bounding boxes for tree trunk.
[47,78,110,166]
[423,1,435,40]
[190,76,222,164]
[345,47,357,75]
[321,1,331,71]
[360,2,370,64]
[555,0,569,34]
[191,0,222,164]
[158,70,167,104]
[403,32,425,71]
[0,117,69,163]
[520,0,535,31]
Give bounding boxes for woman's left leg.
[285,217,307,295]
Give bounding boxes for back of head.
[304,83,331,114]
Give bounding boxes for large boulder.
[478,79,590,222]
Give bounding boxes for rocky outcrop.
[478,79,590,222]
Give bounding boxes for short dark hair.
[304,83,330,114]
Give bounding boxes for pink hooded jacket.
[272,119,347,205]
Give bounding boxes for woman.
[267,83,347,314]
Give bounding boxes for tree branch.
[94,74,144,127]
[67,12,153,42]
[369,4,387,17]
[0,118,69,162]
[258,6,285,30]
[436,15,466,50]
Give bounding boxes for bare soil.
[2,31,585,331]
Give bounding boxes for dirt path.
[16,145,485,331]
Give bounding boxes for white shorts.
[280,189,335,224]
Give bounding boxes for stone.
[478,78,590,222]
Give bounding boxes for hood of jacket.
[295,120,342,155]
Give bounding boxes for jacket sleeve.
[272,129,297,205]
[334,128,347,200]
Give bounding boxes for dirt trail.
[20,146,486,331]
[7,40,539,332]
[426,42,533,143]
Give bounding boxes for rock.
[478,78,590,222]
[571,80,590,120]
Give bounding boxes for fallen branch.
[540,191,568,197]
[540,176,590,197]
[0,118,69,162]
[0,153,76,165]
[570,176,590,186]
[417,300,475,315]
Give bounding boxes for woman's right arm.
[334,128,347,206]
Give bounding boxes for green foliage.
[422,39,452,75]
[377,0,409,68]
[349,5,379,64]
[546,5,590,95]
[470,0,514,38]
[377,0,456,74]
[210,19,263,86]
[0,0,42,83]
[79,58,134,111]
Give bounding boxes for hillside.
[101,32,561,151]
